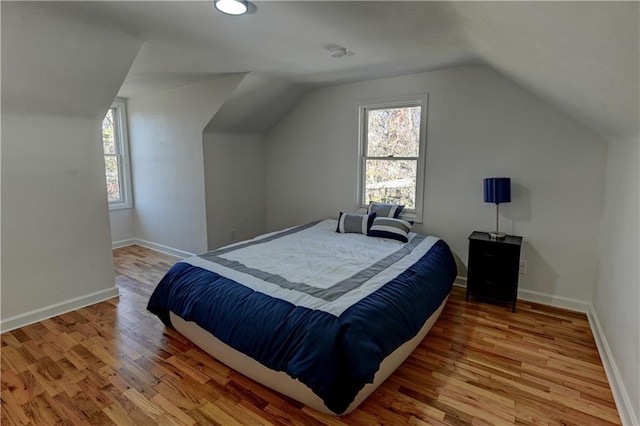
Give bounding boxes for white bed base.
[169,294,448,415]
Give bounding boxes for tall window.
[359,96,427,222]
[102,100,132,209]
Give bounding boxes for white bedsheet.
[183,219,438,316]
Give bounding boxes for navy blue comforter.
[148,238,456,414]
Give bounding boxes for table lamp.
[484,177,511,240]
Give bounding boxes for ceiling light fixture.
[214,0,248,16]
[328,46,354,58]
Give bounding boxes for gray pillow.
[336,212,377,234]
[367,202,404,219]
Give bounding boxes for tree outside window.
[359,97,427,221]
[102,100,132,209]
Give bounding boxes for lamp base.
[489,232,507,240]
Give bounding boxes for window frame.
[103,99,132,210]
[357,94,428,223]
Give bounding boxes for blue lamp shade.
[484,177,511,204]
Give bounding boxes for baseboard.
[3,235,191,333]
[0,287,120,333]
[587,306,638,426]
[454,276,467,287]
[133,238,195,259]
[454,276,590,313]
[516,288,590,313]
[112,238,136,249]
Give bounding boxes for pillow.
[368,217,413,243]
[336,212,377,235]
[367,202,404,219]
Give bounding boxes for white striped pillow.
[367,217,413,243]
[336,212,377,234]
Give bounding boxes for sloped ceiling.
[450,1,639,142]
[1,1,142,119]
[70,1,638,141]
[204,73,309,133]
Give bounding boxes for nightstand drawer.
[473,279,515,301]
[469,248,519,281]
[471,240,519,262]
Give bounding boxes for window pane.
[102,108,116,155]
[367,106,421,157]
[365,159,416,209]
[104,155,122,202]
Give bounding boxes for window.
[358,95,427,222]
[102,99,132,210]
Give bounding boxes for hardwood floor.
[1,245,621,425]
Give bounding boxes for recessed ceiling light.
[214,0,248,16]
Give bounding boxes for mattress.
[169,295,448,415]
[148,219,457,414]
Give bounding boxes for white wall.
[109,209,135,244]
[127,76,244,255]
[1,2,141,327]
[202,132,266,249]
[593,139,639,425]
[266,65,607,302]
[2,115,122,322]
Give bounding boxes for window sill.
[109,203,133,211]
[399,212,423,224]
[357,206,423,224]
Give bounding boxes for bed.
[147,219,457,415]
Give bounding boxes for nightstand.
[466,231,523,312]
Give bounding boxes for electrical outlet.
[519,260,527,275]
[230,229,237,241]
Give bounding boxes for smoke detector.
[327,46,354,58]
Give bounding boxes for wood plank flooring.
[1,245,621,425]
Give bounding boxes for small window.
[359,96,427,222]
[102,100,132,209]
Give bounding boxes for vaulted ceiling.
[70,1,638,141]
